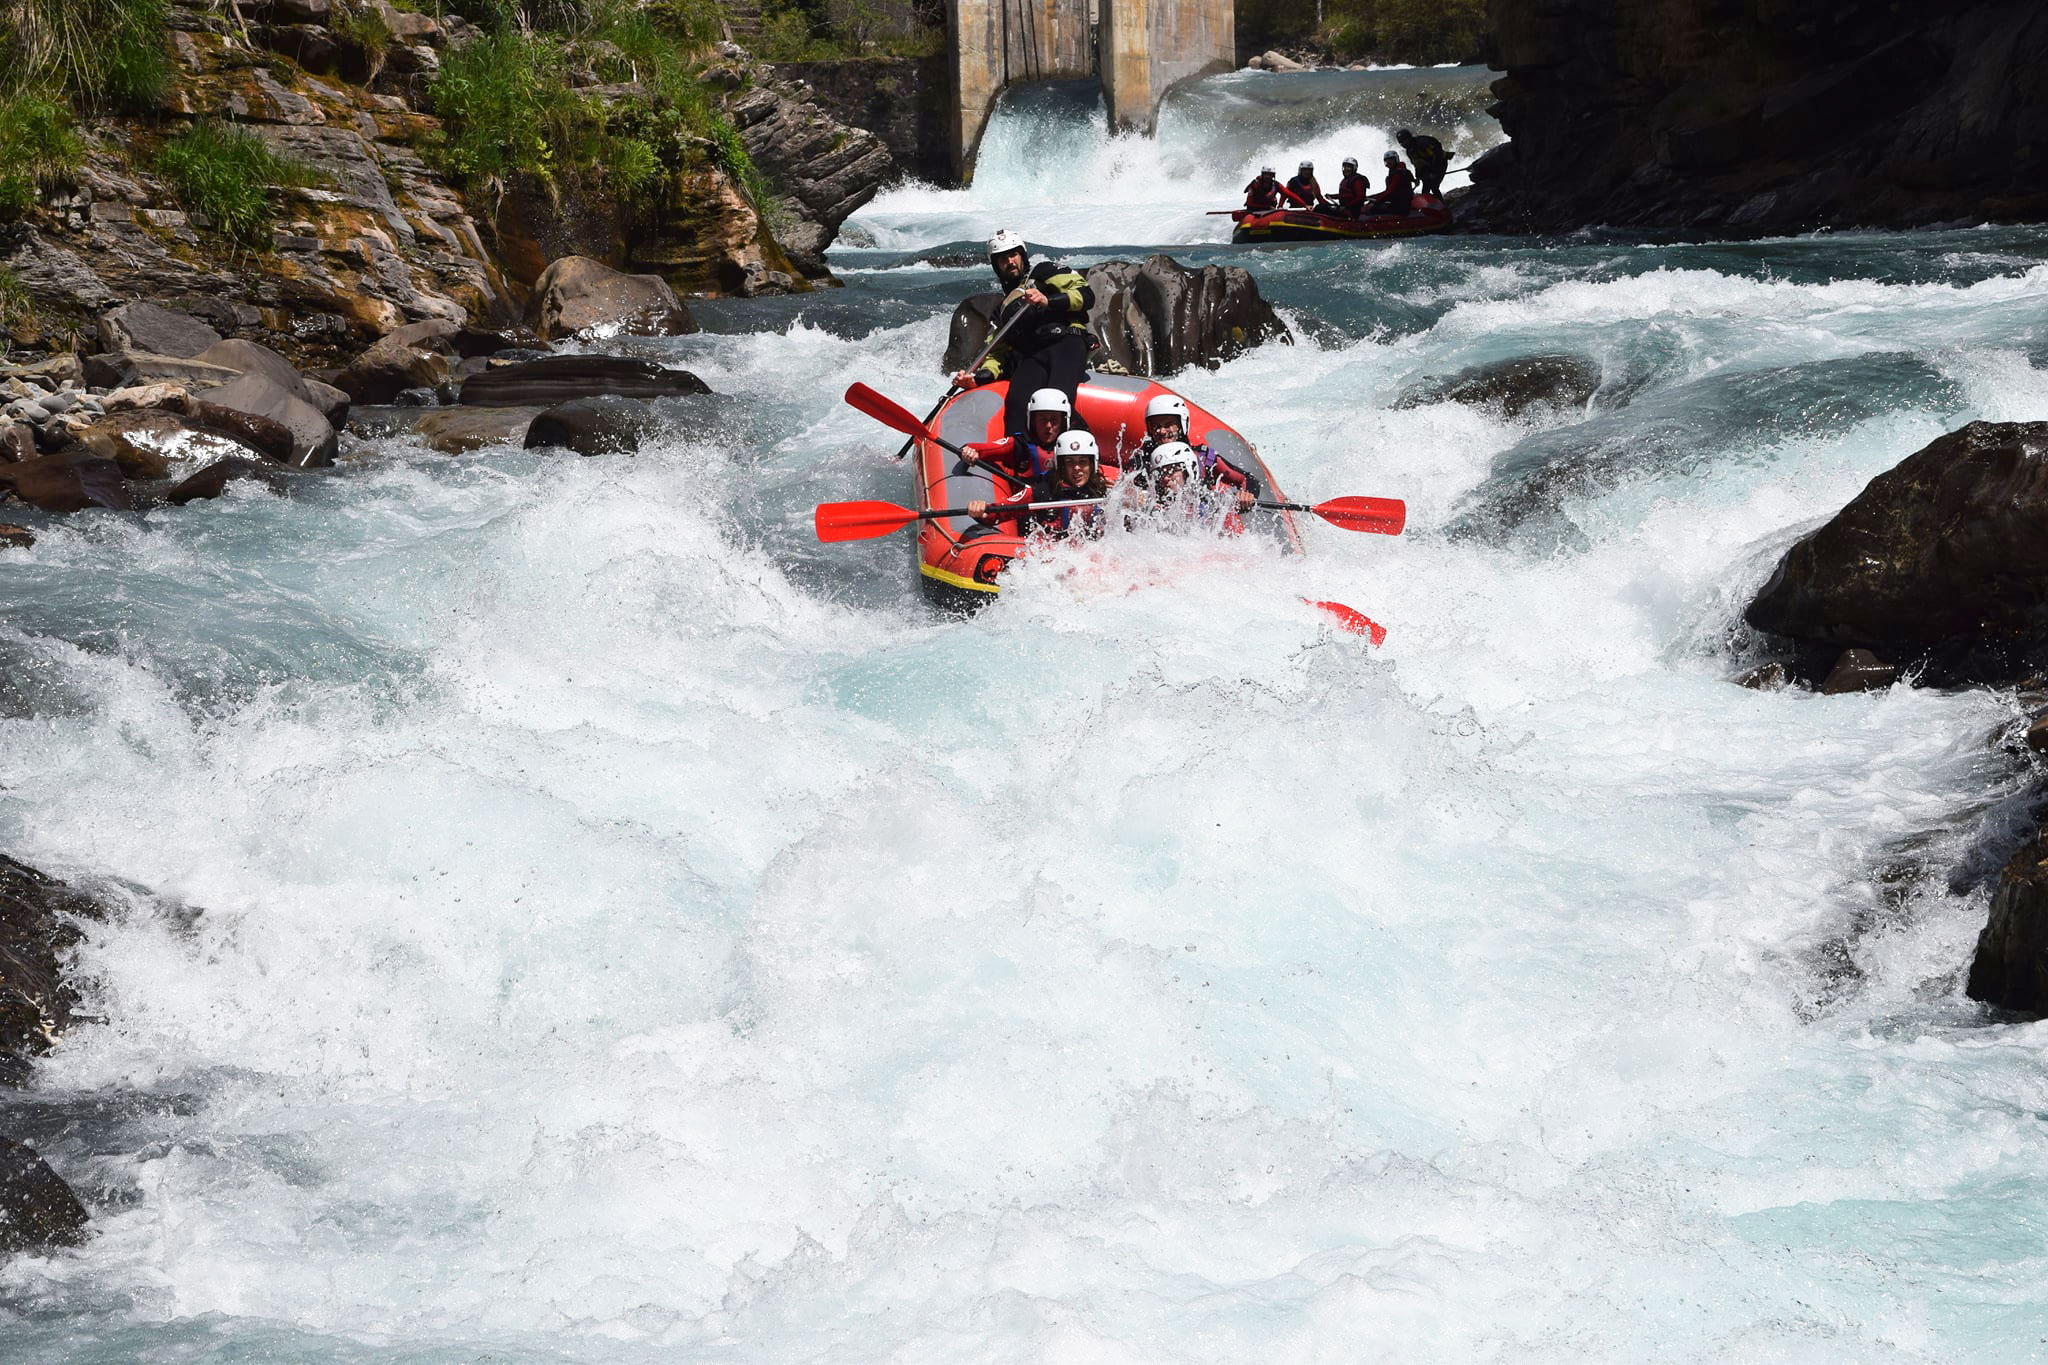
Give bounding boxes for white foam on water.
[5,73,2048,1365]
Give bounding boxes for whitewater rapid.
[5,66,2048,1361]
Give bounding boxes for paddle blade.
[1311,496,1407,535]
[815,499,919,542]
[1305,599,1387,645]
[844,382,930,440]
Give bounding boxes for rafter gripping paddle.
[814,497,1105,543]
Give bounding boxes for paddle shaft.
[890,304,1028,461]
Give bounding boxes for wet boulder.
[0,1137,88,1254]
[0,452,130,513]
[1969,827,2048,1014]
[82,351,241,393]
[0,525,31,549]
[96,302,222,360]
[526,256,698,342]
[335,319,460,405]
[0,854,105,1076]
[0,425,33,464]
[459,355,710,407]
[1745,421,2048,687]
[165,456,299,505]
[199,374,336,468]
[525,397,663,456]
[1396,354,1604,419]
[406,406,544,454]
[1084,255,1290,377]
[69,406,294,477]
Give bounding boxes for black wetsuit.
[970,260,1097,439]
[1402,135,1449,196]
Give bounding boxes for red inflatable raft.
[913,372,1302,610]
[1231,193,1452,244]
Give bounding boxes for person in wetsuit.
[966,430,1112,541]
[1284,161,1323,209]
[1243,166,1283,211]
[951,229,1098,440]
[1366,151,1415,215]
[962,387,1071,483]
[1396,129,1449,198]
[1130,393,1260,510]
[1335,157,1372,219]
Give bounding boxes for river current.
[3,68,2048,1361]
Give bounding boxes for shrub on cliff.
[0,0,171,112]
[155,121,312,250]
[0,95,82,220]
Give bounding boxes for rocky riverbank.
[1457,0,2048,236]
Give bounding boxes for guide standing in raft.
[952,229,1097,439]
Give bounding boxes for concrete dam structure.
[948,0,1235,177]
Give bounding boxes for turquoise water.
[2,68,2048,1361]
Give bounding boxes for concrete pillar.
[1099,0,1235,135]
[949,0,1099,180]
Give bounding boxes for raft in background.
[913,374,1302,611]
[1231,194,1453,244]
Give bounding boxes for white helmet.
[1342,157,1358,169]
[987,228,1026,258]
[1260,165,1275,175]
[1298,160,1314,171]
[1052,429,1099,471]
[1144,393,1188,424]
[1149,440,1198,481]
[1026,388,1071,419]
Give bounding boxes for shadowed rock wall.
[1460,0,2048,235]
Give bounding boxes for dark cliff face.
[1458,0,2048,235]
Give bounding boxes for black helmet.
[1396,129,1414,141]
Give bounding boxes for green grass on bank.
[155,121,314,249]
[0,0,171,111]
[427,0,775,216]
[0,95,83,220]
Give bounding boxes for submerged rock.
[0,452,130,513]
[526,257,697,343]
[1397,355,1604,419]
[942,255,1291,378]
[408,406,544,454]
[459,355,710,407]
[525,397,662,456]
[165,456,299,505]
[0,855,105,1077]
[1745,421,2048,687]
[0,1137,88,1254]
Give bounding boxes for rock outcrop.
[0,1137,89,1254]
[1744,421,2048,688]
[718,60,897,277]
[0,855,107,1082]
[770,56,950,185]
[942,256,1291,378]
[2,1,513,366]
[1461,0,2048,235]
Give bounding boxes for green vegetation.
[1238,0,1488,67]
[0,0,171,112]
[754,0,943,62]
[427,0,774,216]
[0,95,83,220]
[0,266,33,338]
[155,121,313,249]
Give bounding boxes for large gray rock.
[199,372,337,467]
[0,1137,88,1253]
[942,255,1292,379]
[459,355,710,407]
[97,302,222,359]
[334,319,460,404]
[407,406,543,454]
[1745,421,2048,687]
[723,67,895,277]
[83,351,242,392]
[192,339,311,398]
[526,257,697,342]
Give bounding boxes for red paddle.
[1305,599,1387,645]
[847,382,974,457]
[815,497,1104,543]
[1256,496,1406,535]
